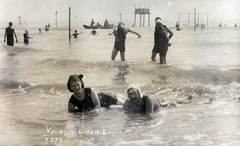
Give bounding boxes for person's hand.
[16,40,18,43]
[4,40,6,43]
[138,34,141,38]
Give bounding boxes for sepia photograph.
[0,0,240,145]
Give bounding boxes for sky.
[0,0,239,27]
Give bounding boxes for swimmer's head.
[118,22,125,26]
[75,30,77,32]
[126,84,143,100]
[9,22,13,26]
[67,74,85,92]
[155,17,162,24]
[25,30,28,33]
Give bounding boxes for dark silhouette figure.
[4,22,18,46]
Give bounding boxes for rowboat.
[83,24,114,29]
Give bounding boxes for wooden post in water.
[143,3,146,26]
[140,14,142,26]
[139,4,141,26]
[119,13,122,22]
[207,13,208,26]
[134,4,136,26]
[69,7,71,43]
[18,16,21,25]
[197,12,199,26]
[194,8,196,31]
[178,13,181,26]
[148,3,150,26]
[55,11,57,27]
[188,13,190,26]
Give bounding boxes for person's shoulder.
[87,87,98,94]
[163,25,168,28]
[126,28,131,31]
[143,95,153,103]
[84,87,92,92]
[143,95,150,99]
[69,94,75,102]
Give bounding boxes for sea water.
[0,24,240,146]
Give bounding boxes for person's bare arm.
[127,29,141,38]
[90,88,101,108]
[4,29,7,43]
[13,30,18,43]
[145,96,154,113]
[160,102,176,108]
[165,26,173,40]
[123,99,130,110]
[68,102,76,113]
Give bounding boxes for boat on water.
[83,24,114,29]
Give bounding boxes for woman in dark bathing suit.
[111,22,141,61]
[67,74,124,113]
[151,17,173,64]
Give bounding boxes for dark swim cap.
[9,22,13,26]
[67,74,85,92]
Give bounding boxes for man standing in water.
[4,22,18,46]
[151,17,173,64]
[111,22,141,61]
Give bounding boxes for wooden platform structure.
[133,4,151,26]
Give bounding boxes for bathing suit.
[23,33,29,44]
[152,25,169,53]
[69,88,95,112]
[5,27,15,46]
[98,92,118,107]
[69,88,118,112]
[142,95,161,113]
[114,26,126,52]
[72,33,79,38]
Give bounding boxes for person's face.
[70,81,83,93]
[119,24,125,28]
[156,22,163,29]
[127,88,140,101]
